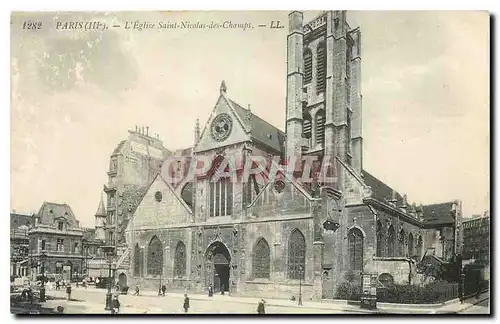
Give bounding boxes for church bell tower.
[285,11,363,175]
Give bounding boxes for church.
[99,11,463,300]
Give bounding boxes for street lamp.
[298,265,303,306]
[102,245,115,311]
[39,251,47,302]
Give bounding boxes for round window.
[274,180,285,193]
[155,191,162,202]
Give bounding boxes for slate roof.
[362,170,404,205]
[36,202,79,227]
[422,202,455,226]
[95,195,106,217]
[229,99,285,154]
[11,213,33,229]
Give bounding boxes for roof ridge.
[229,98,284,134]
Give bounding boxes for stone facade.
[114,10,463,300]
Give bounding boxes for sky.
[10,11,490,227]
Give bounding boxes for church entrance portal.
[205,241,230,293]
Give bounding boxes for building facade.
[97,11,465,300]
[10,212,32,278]
[103,127,171,249]
[462,212,490,264]
[27,202,107,281]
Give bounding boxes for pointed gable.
[129,174,192,229]
[194,93,251,153]
[248,167,314,218]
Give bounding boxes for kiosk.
[360,273,378,310]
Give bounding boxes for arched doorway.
[205,241,231,294]
[118,273,127,289]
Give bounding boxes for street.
[41,287,345,314]
[18,286,490,315]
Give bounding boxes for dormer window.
[58,222,64,231]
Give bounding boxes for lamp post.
[298,265,303,306]
[39,251,47,302]
[102,245,115,311]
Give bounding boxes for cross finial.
[220,80,227,95]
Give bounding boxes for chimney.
[135,125,138,132]
[141,126,144,135]
[146,126,149,136]
[388,189,398,206]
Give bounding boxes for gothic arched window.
[376,220,385,257]
[134,243,142,277]
[304,48,313,84]
[316,110,325,146]
[174,241,187,277]
[348,228,364,271]
[408,233,414,258]
[147,236,163,276]
[209,177,233,217]
[288,229,306,280]
[416,235,423,260]
[252,238,270,279]
[316,42,327,94]
[387,226,396,257]
[181,183,194,211]
[399,229,406,256]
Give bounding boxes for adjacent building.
[26,201,107,281]
[462,211,490,264]
[10,212,32,278]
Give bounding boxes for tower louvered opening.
[316,110,325,146]
[303,112,312,139]
[316,42,327,94]
[304,48,313,85]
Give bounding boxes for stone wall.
[371,257,414,285]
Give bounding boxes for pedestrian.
[112,296,120,314]
[161,284,167,296]
[257,299,266,314]
[158,284,162,296]
[27,287,34,304]
[134,285,140,296]
[183,294,190,313]
[220,283,225,295]
[66,284,72,301]
[55,280,60,291]
[208,284,213,297]
[56,306,64,314]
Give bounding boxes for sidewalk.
[40,299,148,314]
[59,286,489,314]
[375,291,490,314]
[74,287,371,313]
